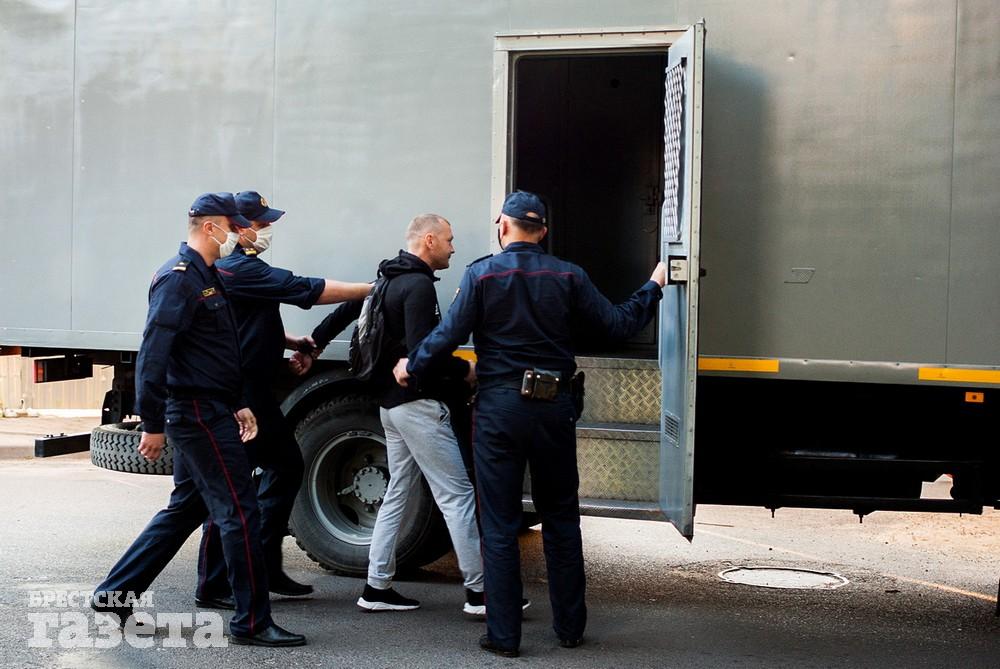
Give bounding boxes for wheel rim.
[307,429,388,546]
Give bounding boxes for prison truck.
[3,1,998,586]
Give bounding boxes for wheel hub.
[353,465,388,505]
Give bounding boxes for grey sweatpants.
[368,399,485,592]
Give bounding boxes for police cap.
[235,191,285,223]
[502,190,547,225]
[188,192,251,227]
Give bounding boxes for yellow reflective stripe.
[918,368,1000,384]
[452,349,477,362]
[698,357,780,373]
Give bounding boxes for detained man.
[306,214,497,616]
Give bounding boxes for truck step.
[522,495,664,521]
[576,356,661,425]
[577,422,660,440]
[572,421,660,503]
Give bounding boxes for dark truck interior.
[511,51,668,357]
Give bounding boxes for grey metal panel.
[524,423,660,501]
[577,431,659,501]
[946,0,1000,365]
[577,356,659,370]
[272,1,507,341]
[70,0,277,336]
[506,0,677,31]
[0,327,138,351]
[2,0,996,380]
[680,0,958,364]
[658,23,704,540]
[0,0,75,331]
[577,423,659,441]
[576,357,661,424]
[526,423,662,502]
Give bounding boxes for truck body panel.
[3,0,999,382]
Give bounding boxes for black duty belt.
[487,369,573,400]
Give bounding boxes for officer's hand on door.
[393,358,411,387]
[650,261,668,287]
[234,408,258,443]
[138,432,166,461]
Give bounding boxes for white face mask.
[212,223,240,258]
[251,226,273,253]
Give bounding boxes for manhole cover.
[719,566,849,590]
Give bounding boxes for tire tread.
[90,422,173,476]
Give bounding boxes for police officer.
[395,191,667,657]
[91,193,306,647]
[194,191,370,606]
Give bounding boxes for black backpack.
[348,274,392,381]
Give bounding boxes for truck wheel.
[90,421,174,476]
[290,395,451,577]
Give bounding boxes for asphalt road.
[2,453,998,668]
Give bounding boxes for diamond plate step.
[525,422,661,504]
[523,496,664,521]
[576,356,661,425]
[577,422,659,502]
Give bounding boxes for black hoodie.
[311,251,470,409]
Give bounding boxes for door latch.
[668,256,688,285]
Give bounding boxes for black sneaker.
[464,589,486,616]
[559,636,584,648]
[269,571,314,597]
[463,589,531,617]
[357,584,420,612]
[479,634,519,658]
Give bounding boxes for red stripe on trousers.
[193,400,258,634]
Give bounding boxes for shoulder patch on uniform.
[171,260,189,272]
[466,253,493,267]
[201,287,217,298]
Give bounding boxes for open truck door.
[658,22,705,539]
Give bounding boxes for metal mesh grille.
[661,61,686,243]
[663,411,681,445]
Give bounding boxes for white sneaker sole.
[357,597,419,612]
[463,603,486,617]
[462,600,531,617]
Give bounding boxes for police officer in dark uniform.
[395,191,667,657]
[90,192,306,647]
[194,191,370,605]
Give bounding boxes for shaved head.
[405,213,454,271]
[405,213,447,249]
